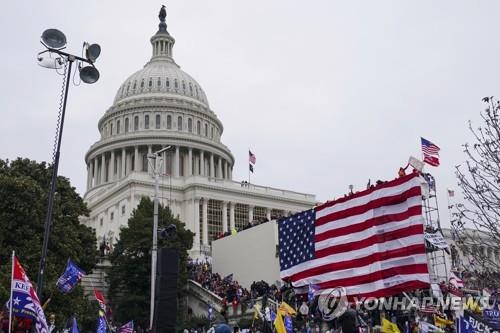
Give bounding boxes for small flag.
[71,317,79,333]
[208,306,213,321]
[284,315,293,333]
[96,311,107,333]
[9,255,49,333]
[249,150,256,164]
[56,259,86,293]
[118,321,134,333]
[94,289,107,311]
[249,164,254,173]
[421,137,440,167]
[307,284,319,302]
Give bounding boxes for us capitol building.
[81,8,316,255]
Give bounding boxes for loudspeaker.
[153,247,179,333]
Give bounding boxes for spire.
[150,5,176,62]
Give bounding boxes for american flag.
[421,137,440,167]
[119,321,134,333]
[249,150,256,164]
[278,173,429,300]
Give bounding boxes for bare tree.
[452,96,500,272]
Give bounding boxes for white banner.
[424,232,449,249]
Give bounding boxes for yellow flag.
[274,311,286,333]
[231,228,237,235]
[253,303,262,320]
[382,318,401,333]
[279,302,297,316]
[434,315,454,327]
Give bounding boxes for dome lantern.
[150,5,175,62]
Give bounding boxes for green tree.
[0,158,99,331]
[107,197,194,329]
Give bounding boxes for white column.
[134,146,140,172]
[93,158,98,186]
[110,150,115,181]
[100,154,106,184]
[193,198,200,248]
[229,202,235,231]
[200,151,205,176]
[86,163,91,190]
[147,145,152,174]
[162,147,167,175]
[224,160,228,180]
[222,201,228,233]
[249,205,254,223]
[174,146,180,177]
[266,207,272,221]
[121,148,126,177]
[188,148,193,176]
[217,156,223,179]
[194,154,199,175]
[229,165,232,180]
[127,151,132,174]
[202,198,208,245]
[210,153,215,178]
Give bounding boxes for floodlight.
[41,29,67,49]
[86,44,101,62]
[79,65,100,84]
[37,55,64,69]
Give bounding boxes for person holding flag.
[8,252,49,333]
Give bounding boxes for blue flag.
[71,317,79,333]
[308,284,319,302]
[208,306,214,321]
[56,259,86,293]
[284,315,293,333]
[96,311,107,333]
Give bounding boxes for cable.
[50,61,69,166]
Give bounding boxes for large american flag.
[421,137,440,167]
[278,173,429,299]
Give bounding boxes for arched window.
[204,123,208,137]
[157,77,161,88]
[166,78,170,88]
[188,118,193,132]
[195,86,199,97]
[116,120,121,134]
[133,81,137,90]
[155,114,161,129]
[167,115,172,129]
[149,79,153,88]
[177,116,183,131]
[197,120,201,135]
[140,79,145,88]
[182,81,186,92]
[211,127,214,139]
[110,123,113,135]
[125,118,129,133]
[174,79,178,89]
[145,115,150,129]
[189,83,193,96]
[127,82,130,93]
[134,116,139,130]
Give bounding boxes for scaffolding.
[421,173,449,284]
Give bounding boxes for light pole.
[147,145,172,329]
[36,29,101,298]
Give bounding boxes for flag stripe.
[290,244,426,282]
[315,204,422,242]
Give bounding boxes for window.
[254,207,267,222]
[235,204,249,231]
[127,82,130,93]
[188,118,193,132]
[140,79,144,88]
[205,123,208,137]
[207,200,223,243]
[145,115,150,129]
[174,79,178,89]
[133,81,137,90]
[149,79,153,88]
[195,86,199,97]
[166,78,170,88]
[211,127,214,139]
[125,118,129,133]
[110,123,113,135]
[182,81,186,93]
[197,121,201,135]
[142,154,148,172]
[157,77,161,89]
[110,212,114,221]
[167,115,172,129]
[100,218,103,227]
[189,83,193,96]
[122,205,126,215]
[117,120,120,134]
[155,114,161,129]
[177,116,182,131]
[134,116,139,131]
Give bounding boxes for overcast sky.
[2,1,499,227]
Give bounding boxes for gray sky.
[2,1,499,227]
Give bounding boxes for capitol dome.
[113,56,209,106]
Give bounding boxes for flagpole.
[9,251,15,333]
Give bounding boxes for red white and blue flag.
[9,255,49,333]
[249,150,256,165]
[421,137,440,167]
[278,173,429,300]
[118,321,134,333]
